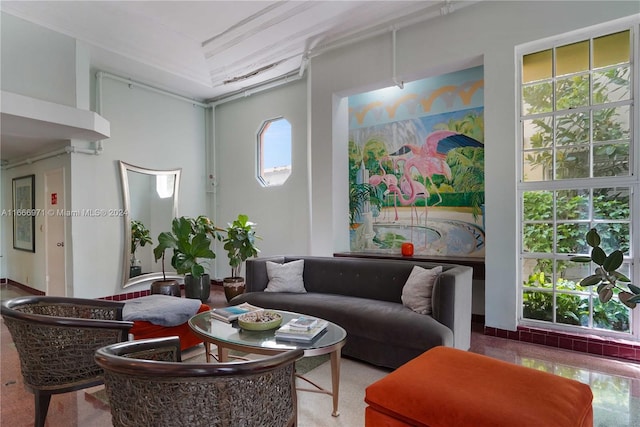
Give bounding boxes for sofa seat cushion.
[232,292,453,351]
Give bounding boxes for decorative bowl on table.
[237,311,282,331]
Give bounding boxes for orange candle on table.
[401,242,414,257]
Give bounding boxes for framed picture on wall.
[12,174,35,252]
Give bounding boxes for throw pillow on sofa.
[401,266,442,315]
[265,259,306,293]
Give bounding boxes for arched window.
[257,118,292,187]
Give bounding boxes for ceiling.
[1,0,468,164]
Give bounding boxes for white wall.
[307,0,639,331]
[213,79,309,278]
[1,13,77,290]
[0,12,209,298]
[71,75,208,298]
[0,13,76,106]
[1,156,72,292]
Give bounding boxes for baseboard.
[2,279,45,295]
[485,325,639,363]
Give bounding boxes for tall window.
[518,24,638,338]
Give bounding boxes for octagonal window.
[257,117,291,187]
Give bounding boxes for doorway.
[45,168,66,296]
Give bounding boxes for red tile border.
[485,325,640,363]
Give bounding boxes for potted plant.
[153,216,221,302]
[571,228,639,309]
[221,214,260,302]
[130,220,153,278]
[150,235,181,297]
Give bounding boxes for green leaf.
[591,247,606,265]
[580,275,602,287]
[613,271,632,283]
[569,256,592,263]
[627,284,640,294]
[628,295,640,304]
[603,250,623,273]
[191,264,205,278]
[586,228,600,247]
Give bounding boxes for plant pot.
[184,274,210,303]
[130,266,142,278]
[223,277,245,302]
[150,279,181,297]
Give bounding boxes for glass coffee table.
[189,309,347,416]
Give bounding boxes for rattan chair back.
[95,336,303,427]
[1,295,133,427]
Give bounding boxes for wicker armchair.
[1,296,133,427]
[95,336,303,427]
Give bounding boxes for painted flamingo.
[390,130,483,206]
[399,173,429,224]
[370,162,428,224]
[369,170,401,221]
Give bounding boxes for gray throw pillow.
[265,259,306,293]
[401,265,442,315]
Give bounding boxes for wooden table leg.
[204,342,211,363]
[218,345,229,362]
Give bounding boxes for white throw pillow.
[401,266,442,315]
[264,260,306,293]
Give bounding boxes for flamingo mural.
[389,130,483,206]
[369,162,429,225]
[348,67,485,256]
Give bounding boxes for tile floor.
[2,283,639,426]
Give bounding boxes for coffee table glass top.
[189,309,346,351]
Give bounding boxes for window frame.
[256,116,292,187]
[516,18,640,340]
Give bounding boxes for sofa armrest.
[245,256,285,292]
[432,265,473,350]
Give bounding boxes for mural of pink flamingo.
[390,130,483,206]
[369,171,400,221]
[399,173,429,224]
[370,161,428,225]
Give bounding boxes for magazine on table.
[275,319,328,342]
[210,303,263,323]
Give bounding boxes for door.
[45,168,66,296]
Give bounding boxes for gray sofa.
[230,256,473,369]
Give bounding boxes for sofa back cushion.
[274,256,445,303]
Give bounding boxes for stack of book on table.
[210,302,262,322]
[275,316,328,342]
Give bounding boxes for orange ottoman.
[129,303,209,350]
[365,346,593,427]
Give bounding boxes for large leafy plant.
[222,214,260,278]
[153,216,221,279]
[571,228,639,309]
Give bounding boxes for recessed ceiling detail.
[0,1,459,101]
